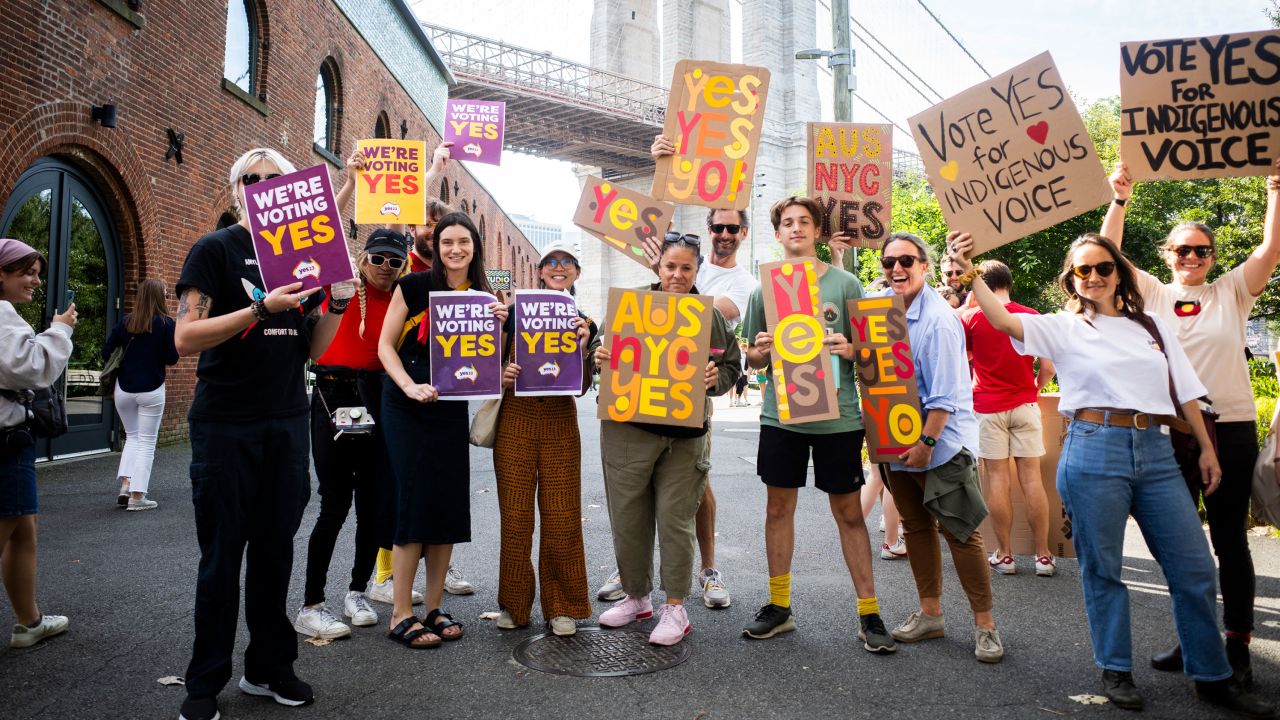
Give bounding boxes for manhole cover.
[512,626,690,677]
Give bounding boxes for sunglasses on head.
[1173,245,1214,259]
[366,255,406,270]
[709,223,742,235]
[542,257,577,269]
[664,231,701,246]
[1072,261,1116,279]
[241,172,281,186]
[880,255,925,270]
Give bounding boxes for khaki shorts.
[976,403,1045,459]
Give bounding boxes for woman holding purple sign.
[376,212,505,649]
[492,241,597,636]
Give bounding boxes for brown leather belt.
[1073,408,1190,433]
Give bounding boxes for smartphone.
[64,288,74,307]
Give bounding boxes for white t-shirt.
[696,262,757,330]
[1013,311,1206,418]
[1136,265,1258,422]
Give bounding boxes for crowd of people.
[0,133,1277,720]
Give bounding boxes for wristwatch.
[1113,197,1127,207]
[920,434,937,447]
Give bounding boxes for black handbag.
[1,386,69,438]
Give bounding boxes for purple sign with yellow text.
[513,289,584,396]
[245,164,354,292]
[429,291,502,400]
[443,99,506,166]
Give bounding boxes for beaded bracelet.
[250,299,269,322]
[328,297,351,315]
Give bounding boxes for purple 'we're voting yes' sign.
[429,291,503,400]
[443,99,505,166]
[244,164,354,292]
[513,290,585,396]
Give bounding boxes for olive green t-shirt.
[742,264,864,434]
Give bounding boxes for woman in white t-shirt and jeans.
[1102,160,1280,686]
[953,231,1273,719]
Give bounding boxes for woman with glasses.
[872,232,1000,663]
[593,232,741,646]
[953,231,1273,718]
[174,148,342,720]
[1101,161,1280,686]
[293,230,408,641]
[377,212,504,649]
[493,242,596,637]
[103,278,177,511]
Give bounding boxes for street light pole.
[832,0,853,124]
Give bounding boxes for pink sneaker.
[648,604,691,646]
[599,595,653,628]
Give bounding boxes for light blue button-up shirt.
[880,285,979,472]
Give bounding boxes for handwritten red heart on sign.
[1026,121,1050,145]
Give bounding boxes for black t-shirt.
[176,224,318,421]
[395,271,448,372]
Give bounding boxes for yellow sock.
[857,596,880,616]
[768,573,792,609]
[375,548,393,584]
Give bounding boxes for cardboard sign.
[806,123,892,246]
[909,52,1111,254]
[354,139,426,224]
[443,99,505,166]
[513,290,584,396]
[758,258,840,424]
[429,291,502,399]
[651,60,771,210]
[848,295,922,461]
[1120,30,1280,181]
[245,164,354,292]
[486,269,512,291]
[573,177,675,268]
[598,287,713,428]
[976,394,1076,559]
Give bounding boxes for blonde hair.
[228,148,297,220]
[354,249,370,338]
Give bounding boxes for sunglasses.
[367,255,406,270]
[241,172,281,186]
[541,257,577,269]
[1072,261,1116,279]
[709,223,742,234]
[880,255,925,270]
[664,231,702,246]
[943,270,963,277]
[1172,245,1214,259]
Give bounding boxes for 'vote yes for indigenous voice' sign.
[909,52,1111,254]
[443,99,505,166]
[354,139,426,224]
[652,60,770,210]
[598,287,712,429]
[806,123,892,246]
[246,164,354,292]
[759,259,840,425]
[848,295,922,462]
[513,290,584,396]
[429,291,502,400]
[1120,30,1280,181]
[573,177,675,269]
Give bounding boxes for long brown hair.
[1057,233,1156,335]
[431,212,494,295]
[126,278,170,334]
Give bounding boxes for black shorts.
[734,376,748,392]
[757,424,865,494]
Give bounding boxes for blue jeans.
[1057,419,1231,681]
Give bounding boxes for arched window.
[223,0,258,95]
[374,112,390,139]
[439,177,450,203]
[313,58,342,156]
[479,216,487,241]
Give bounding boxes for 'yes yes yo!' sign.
[652,60,771,211]
[848,295,922,461]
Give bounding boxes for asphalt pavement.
[2,393,1277,720]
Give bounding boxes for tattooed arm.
[174,282,318,356]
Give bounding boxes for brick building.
[0,0,539,458]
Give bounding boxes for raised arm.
[1099,162,1132,249]
[334,150,365,212]
[1243,158,1280,296]
[174,282,317,356]
[947,231,1023,343]
[423,141,453,192]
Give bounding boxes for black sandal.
[387,616,441,649]
[424,608,464,641]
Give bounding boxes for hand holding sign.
[246,165,354,291]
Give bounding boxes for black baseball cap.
[364,228,408,259]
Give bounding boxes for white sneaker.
[700,568,731,608]
[878,515,886,533]
[367,577,424,605]
[293,604,351,639]
[10,614,68,648]
[988,552,1017,575]
[343,591,377,627]
[880,539,908,560]
[1035,555,1057,577]
[548,616,577,636]
[496,609,518,630]
[127,497,158,511]
[596,570,624,601]
[444,564,474,595]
